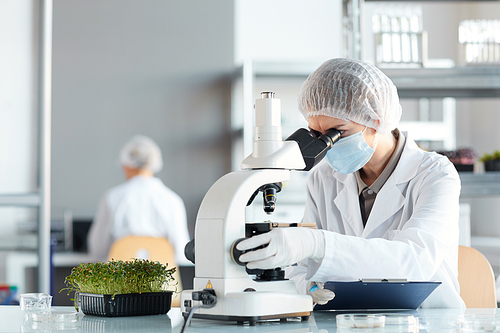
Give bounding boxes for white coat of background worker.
[88,135,191,266]
[237,58,465,309]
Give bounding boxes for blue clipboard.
[314,280,442,311]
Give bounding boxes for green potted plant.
[61,259,176,317]
[480,150,500,171]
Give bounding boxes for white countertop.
[1,305,497,332]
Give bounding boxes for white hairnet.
[298,58,402,133]
[120,135,163,173]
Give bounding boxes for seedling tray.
[78,291,172,317]
[485,160,500,171]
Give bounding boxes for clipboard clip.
[361,278,408,283]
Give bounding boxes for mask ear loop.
[362,126,378,151]
[371,133,378,151]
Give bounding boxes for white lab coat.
[287,132,465,309]
[88,175,191,266]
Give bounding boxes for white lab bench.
[0,306,497,332]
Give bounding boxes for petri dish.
[20,293,53,312]
[337,314,386,329]
[462,314,500,332]
[30,309,80,323]
[22,309,81,333]
[383,314,419,332]
[22,320,80,332]
[419,313,463,330]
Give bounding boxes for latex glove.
[307,281,335,305]
[236,228,325,270]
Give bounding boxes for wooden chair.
[107,236,182,307]
[458,245,497,308]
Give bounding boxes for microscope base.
[182,311,310,326]
[181,288,313,325]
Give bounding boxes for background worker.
[88,135,191,266]
[237,58,464,309]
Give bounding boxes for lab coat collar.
[362,176,405,236]
[330,169,351,184]
[362,131,424,236]
[389,131,423,185]
[333,173,365,237]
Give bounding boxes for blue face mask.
[324,128,376,174]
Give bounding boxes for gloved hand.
[236,227,325,270]
[307,281,335,305]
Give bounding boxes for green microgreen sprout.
[481,150,500,162]
[60,258,176,311]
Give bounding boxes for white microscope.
[181,92,340,325]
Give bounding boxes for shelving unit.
[381,67,500,98]
[381,66,500,151]
[460,172,500,250]
[460,172,500,197]
[232,62,500,161]
[0,194,41,207]
[0,0,53,293]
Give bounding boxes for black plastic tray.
[454,164,474,172]
[78,292,172,317]
[485,160,500,171]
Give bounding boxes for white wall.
[234,0,344,218]
[235,0,343,64]
[51,0,234,236]
[0,0,38,235]
[0,0,39,282]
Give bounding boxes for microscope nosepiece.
[264,201,276,215]
[262,183,281,215]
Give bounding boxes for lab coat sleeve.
[285,177,323,293]
[307,161,461,282]
[87,194,115,262]
[163,196,191,266]
[285,263,310,295]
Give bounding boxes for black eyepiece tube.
[286,128,342,171]
[320,128,342,148]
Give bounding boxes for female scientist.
[237,58,464,308]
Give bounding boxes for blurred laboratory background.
[1,0,500,305]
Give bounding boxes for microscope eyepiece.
[285,128,342,171]
[319,128,342,148]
